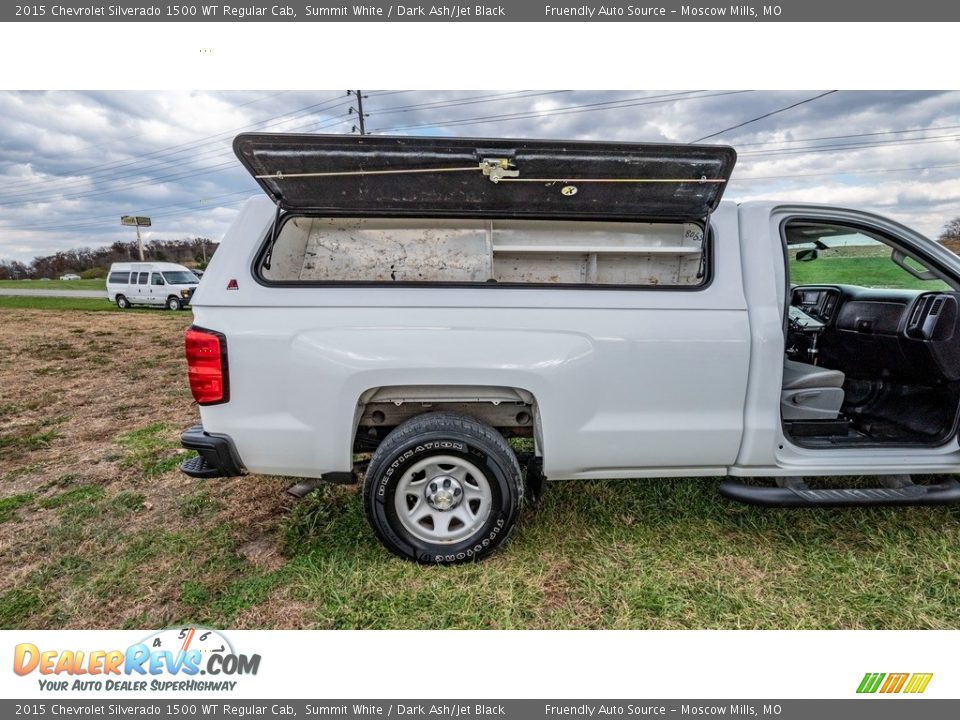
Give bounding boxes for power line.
[371,90,751,133]
[0,112,354,206]
[0,91,562,203]
[365,90,415,97]
[20,89,294,162]
[0,93,352,199]
[10,198,251,235]
[691,91,839,143]
[369,90,571,117]
[0,111,355,211]
[738,132,960,158]
[734,122,960,148]
[733,161,960,183]
[9,188,259,232]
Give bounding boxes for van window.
[259,216,707,288]
[138,272,149,285]
[151,273,165,286]
[108,272,129,284]
[162,271,199,285]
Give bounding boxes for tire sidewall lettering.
[363,416,522,565]
[377,440,466,499]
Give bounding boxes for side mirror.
[796,248,819,262]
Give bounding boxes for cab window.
[151,273,165,286]
[786,222,952,291]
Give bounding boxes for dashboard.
[789,284,960,382]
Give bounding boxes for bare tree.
[940,217,960,244]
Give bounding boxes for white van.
[106,262,199,310]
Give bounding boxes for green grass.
[0,279,106,291]
[0,493,34,523]
[116,422,183,476]
[259,479,960,629]
[0,296,189,313]
[790,254,952,291]
[3,466,960,629]
[0,297,119,312]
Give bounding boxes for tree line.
[0,237,217,280]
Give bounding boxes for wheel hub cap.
[425,475,463,511]
[393,455,493,545]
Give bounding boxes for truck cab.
[179,133,960,563]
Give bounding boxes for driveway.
[0,288,105,299]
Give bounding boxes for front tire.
[363,412,523,564]
[166,296,182,311]
[116,295,130,309]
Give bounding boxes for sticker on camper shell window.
[561,185,578,196]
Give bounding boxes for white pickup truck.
[180,133,960,563]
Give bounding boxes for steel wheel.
[393,454,492,544]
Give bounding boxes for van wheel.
[363,412,524,564]
[166,296,182,311]
[116,295,130,309]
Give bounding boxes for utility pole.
[348,90,368,135]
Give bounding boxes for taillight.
[185,327,229,405]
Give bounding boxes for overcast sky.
[1,89,959,263]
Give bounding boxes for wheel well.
[352,385,541,457]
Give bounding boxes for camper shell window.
[257,216,708,289]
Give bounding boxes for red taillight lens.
[185,327,228,405]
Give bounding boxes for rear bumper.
[180,424,245,478]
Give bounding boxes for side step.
[720,476,960,507]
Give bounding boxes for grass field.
[0,279,105,291]
[1,308,959,629]
[0,297,126,312]
[789,248,952,291]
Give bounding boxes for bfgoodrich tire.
[363,412,524,564]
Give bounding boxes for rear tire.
[166,296,182,311]
[116,295,130,309]
[363,412,523,564]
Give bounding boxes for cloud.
[1,89,959,263]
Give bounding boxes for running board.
[719,477,960,507]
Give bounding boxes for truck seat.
[781,359,846,420]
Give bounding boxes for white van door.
[148,272,167,305]
[134,271,150,303]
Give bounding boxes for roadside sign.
[120,216,152,227]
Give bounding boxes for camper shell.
[179,133,960,564]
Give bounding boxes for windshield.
[162,271,199,285]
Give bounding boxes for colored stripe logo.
[857,672,933,694]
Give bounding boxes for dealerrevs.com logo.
[857,672,933,694]
[13,628,261,692]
